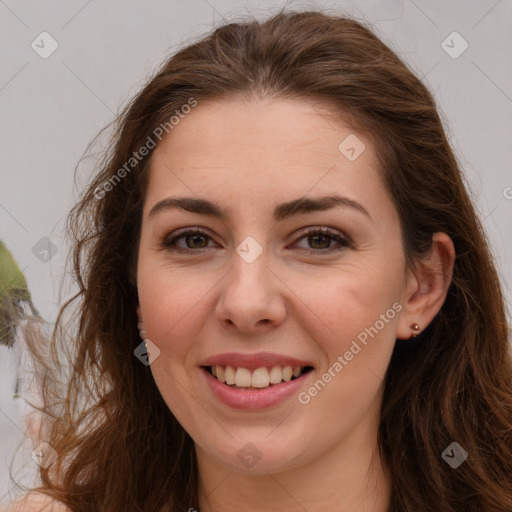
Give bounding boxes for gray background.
[1,0,511,502]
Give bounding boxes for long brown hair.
[19,9,512,512]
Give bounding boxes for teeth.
[211,364,307,389]
[216,365,226,383]
[225,366,236,385]
[252,367,270,388]
[235,367,252,387]
[282,366,293,382]
[269,365,282,384]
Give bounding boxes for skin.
[135,97,455,512]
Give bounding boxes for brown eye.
[182,233,209,249]
[161,226,351,255]
[307,234,332,250]
[293,227,352,254]
[162,229,216,252]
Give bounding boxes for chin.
[198,432,311,475]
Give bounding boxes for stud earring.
[409,323,420,339]
[137,320,147,341]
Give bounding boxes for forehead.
[144,96,389,219]
[152,96,365,165]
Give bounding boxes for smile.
[201,365,315,410]
[206,364,314,389]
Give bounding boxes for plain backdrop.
[0,0,511,501]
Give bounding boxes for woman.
[7,9,512,512]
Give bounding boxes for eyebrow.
[148,195,372,222]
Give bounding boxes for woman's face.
[136,97,415,474]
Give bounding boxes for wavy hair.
[18,9,512,512]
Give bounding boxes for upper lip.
[199,352,314,370]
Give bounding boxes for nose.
[215,249,287,335]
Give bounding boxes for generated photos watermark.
[94,97,198,200]
[441,441,468,469]
[298,301,403,404]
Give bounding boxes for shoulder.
[0,493,69,512]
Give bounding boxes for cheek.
[135,240,212,415]
[136,259,212,355]
[288,261,403,351]
[136,262,211,420]
[293,273,401,419]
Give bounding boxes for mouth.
[202,364,314,390]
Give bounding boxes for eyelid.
[161,226,216,248]
[292,225,350,241]
[161,225,352,253]
[290,226,352,252]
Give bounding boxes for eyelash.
[161,226,352,255]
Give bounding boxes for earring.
[409,323,420,339]
[138,320,147,341]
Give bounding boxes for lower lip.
[202,367,312,410]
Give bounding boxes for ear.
[136,304,143,324]
[396,232,455,340]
